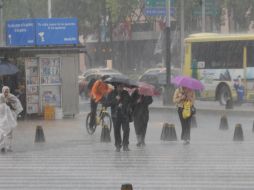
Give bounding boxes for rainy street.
[0,100,254,190]
[2,0,254,189]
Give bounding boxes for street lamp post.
[163,0,173,105]
[0,0,3,46]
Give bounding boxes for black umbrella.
[0,59,19,76]
[104,75,129,84]
[104,75,138,88]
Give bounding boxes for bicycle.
[86,105,112,135]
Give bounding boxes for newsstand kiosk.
[4,18,83,118]
[23,48,81,117]
[0,46,84,118]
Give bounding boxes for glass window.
[192,41,244,69]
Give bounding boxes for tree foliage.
[3,0,254,37]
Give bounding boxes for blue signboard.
[144,7,175,16]
[144,0,175,16]
[6,18,78,46]
[6,19,36,46]
[35,18,78,46]
[145,7,166,16]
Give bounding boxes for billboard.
[6,18,78,46]
[6,19,36,46]
[35,18,78,45]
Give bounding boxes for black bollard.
[225,99,233,109]
[121,183,133,190]
[160,123,177,141]
[191,115,197,128]
[233,123,244,141]
[100,124,111,143]
[219,115,229,130]
[35,125,45,143]
[252,121,254,133]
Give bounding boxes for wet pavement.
[0,100,254,189]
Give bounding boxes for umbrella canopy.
[0,59,19,76]
[138,82,160,96]
[171,75,204,90]
[104,75,138,88]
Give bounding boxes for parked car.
[138,67,181,93]
[78,67,127,98]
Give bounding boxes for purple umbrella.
[171,75,204,90]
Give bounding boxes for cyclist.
[88,75,112,129]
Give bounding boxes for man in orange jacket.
[89,75,112,129]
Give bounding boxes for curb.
[149,105,254,115]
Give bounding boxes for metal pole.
[166,0,171,84]
[0,0,3,46]
[48,0,52,18]
[202,0,205,32]
[163,0,171,105]
[180,0,184,71]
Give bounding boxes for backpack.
[182,100,192,119]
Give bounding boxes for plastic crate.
[44,105,55,120]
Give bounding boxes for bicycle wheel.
[86,112,97,135]
[101,112,112,133]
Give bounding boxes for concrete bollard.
[191,115,197,128]
[219,115,229,130]
[100,124,111,143]
[225,99,233,109]
[160,123,177,141]
[121,183,133,190]
[35,125,45,143]
[233,123,244,141]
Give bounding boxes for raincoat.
[0,99,17,150]
[0,86,23,151]
[91,80,112,103]
[1,86,23,119]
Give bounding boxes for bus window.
[192,42,243,69]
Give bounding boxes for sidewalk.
[0,100,253,189]
[2,109,254,190]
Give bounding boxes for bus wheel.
[218,85,231,105]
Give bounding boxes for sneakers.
[123,146,130,151]
[115,147,121,152]
[183,140,190,145]
[136,142,146,147]
[136,142,142,147]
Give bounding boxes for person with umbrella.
[104,82,132,152]
[131,88,153,147]
[172,76,203,145]
[173,86,195,145]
